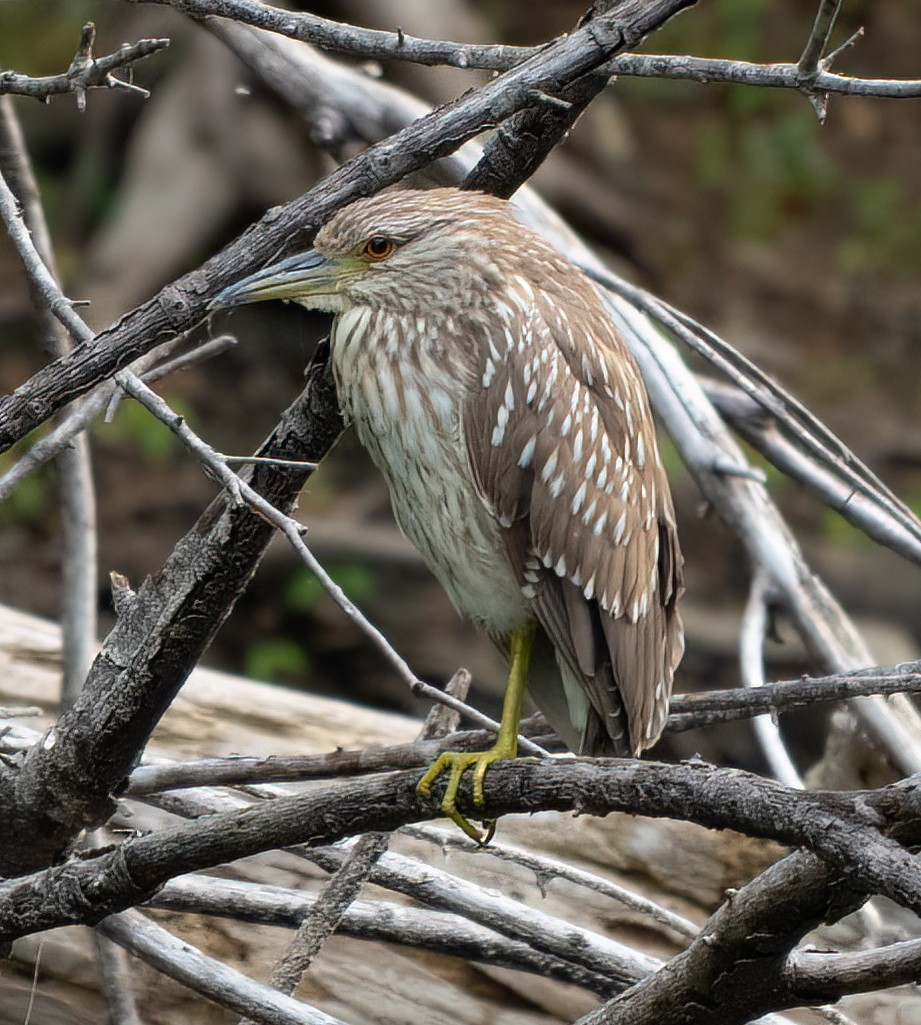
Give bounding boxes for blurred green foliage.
[820,508,875,549]
[95,395,193,462]
[0,429,54,528]
[0,0,101,75]
[284,562,378,613]
[696,105,839,240]
[840,179,921,276]
[242,562,378,684]
[245,637,312,684]
[618,0,921,279]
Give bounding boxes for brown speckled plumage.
[233,188,684,756]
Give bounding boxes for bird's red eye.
[363,236,394,261]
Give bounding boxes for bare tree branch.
[402,824,700,940]
[4,759,921,944]
[0,707,42,719]
[0,22,168,107]
[0,0,696,452]
[0,97,98,706]
[798,0,845,82]
[128,0,921,98]
[238,834,389,1025]
[112,664,921,795]
[741,571,803,788]
[576,849,847,1025]
[93,931,144,1025]
[790,938,921,1003]
[149,874,613,994]
[99,910,347,1025]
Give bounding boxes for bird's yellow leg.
[417,621,536,842]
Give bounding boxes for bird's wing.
[464,284,683,755]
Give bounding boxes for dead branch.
[149,875,613,994]
[0,0,695,451]
[3,760,921,944]
[99,909,344,1025]
[130,0,921,98]
[0,22,168,107]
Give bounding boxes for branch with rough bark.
[0,22,168,108]
[2,4,921,1023]
[129,0,921,99]
[0,0,695,450]
[4,759,921,944]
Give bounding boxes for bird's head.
[213,188,518,317]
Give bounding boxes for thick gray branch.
[0,0,695,452]
[3,760,921,944]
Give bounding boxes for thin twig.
[238,834,389,1025]
[402,824,699,940]
[93,933,144,1025]
[798,0,845,81]
[700,376,921,563]
[220,455,319,469]
[0,22,168,106]
[741,572,803,788]
[0,98,97,706]
[0,333,226,503]
[136,334,238,382]
[0,707,42,719]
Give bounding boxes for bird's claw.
[417,748,509,844]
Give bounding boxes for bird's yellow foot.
[417,745,513,843]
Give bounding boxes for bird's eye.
[363,236,395,261]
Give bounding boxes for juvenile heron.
[217,188,684,839]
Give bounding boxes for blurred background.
[1,0,920,774]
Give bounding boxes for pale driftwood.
[2,603,918,1025]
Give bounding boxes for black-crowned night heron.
[217,188,684,840]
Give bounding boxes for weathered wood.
[0,603,739,1025]
[4,605,919,1025]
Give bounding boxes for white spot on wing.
[613,510,627,544]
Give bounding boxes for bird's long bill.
[212,250,340,309]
